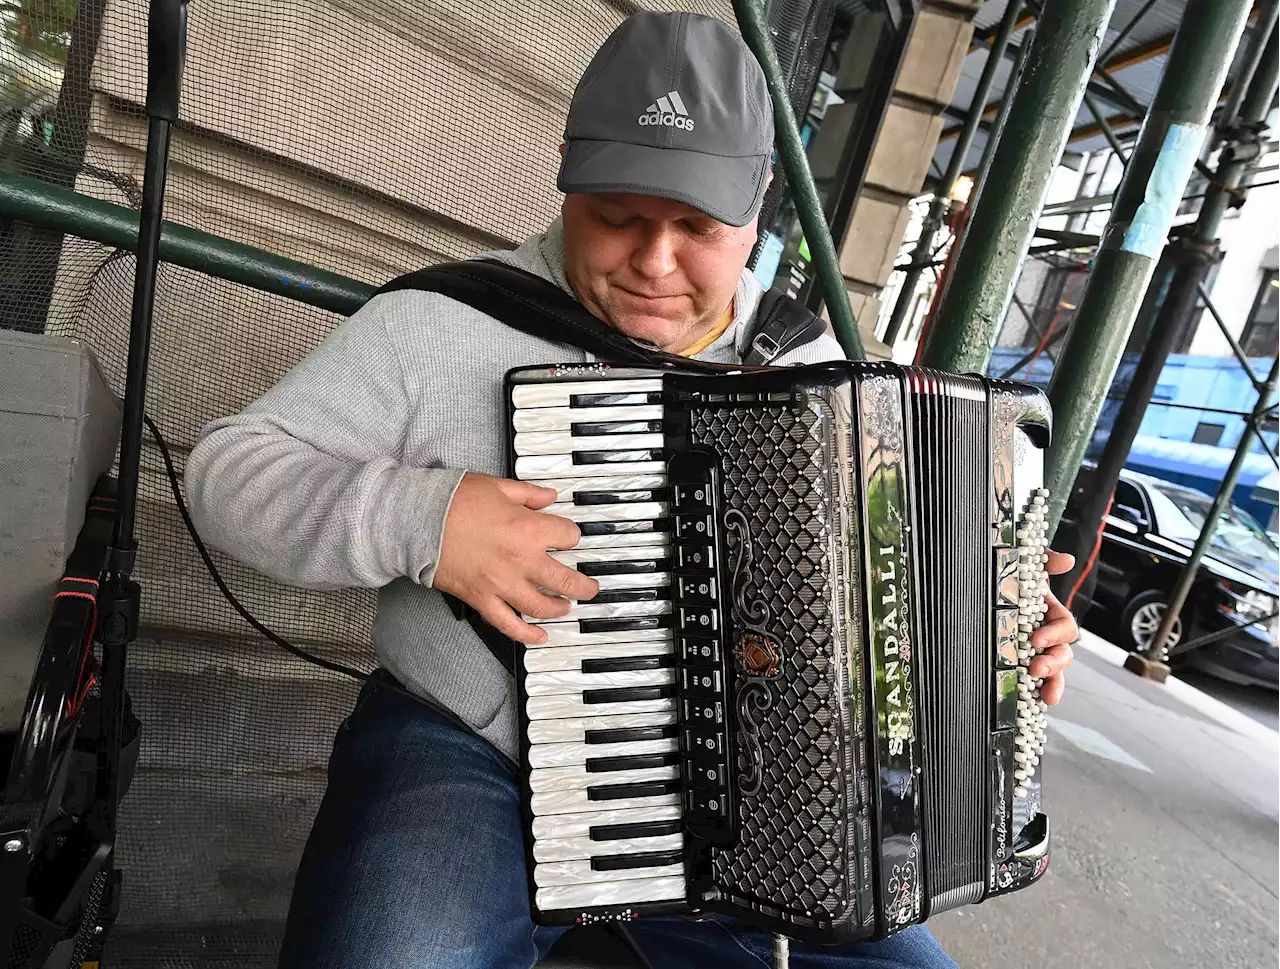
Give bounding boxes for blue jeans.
[278,674,957,969]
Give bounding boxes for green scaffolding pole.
[919,0,1118,375]
[732,0,864,360]
[881,0,1025,349]
[1043,0,1254,536]
[0,173,373,316]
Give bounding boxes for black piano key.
[581,655,674,674]
[588,819,683,842]
[586,588,671,605]
[584,724,679,745]
[578,519,670,537]
[590,849,684,872]
[587,780,681,802]
[583,685,676,705]
[573,449,665,465]
[579,616,674,634]
[571,420,664,436]
[585,752,681,773]
[575,489,671,505]
[570,392,663,406]
[577,558,671,576]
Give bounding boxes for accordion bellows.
[506,361,1053,943]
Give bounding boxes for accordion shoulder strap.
[371,259,825,369]
[746,289,830,366]
[372,260,701,370]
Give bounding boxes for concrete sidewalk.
[930,632,1279,969]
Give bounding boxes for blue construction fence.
[990,349,1280,530]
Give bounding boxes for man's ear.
[559,143,566,158]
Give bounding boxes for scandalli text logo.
[639,90,695,130]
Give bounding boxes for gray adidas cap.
[557,11,775,228]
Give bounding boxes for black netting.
[2,1,752,964]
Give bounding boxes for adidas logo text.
[639,90,695,130]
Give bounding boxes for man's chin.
[607,312,688,351]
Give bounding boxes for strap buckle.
[749,330,782,364]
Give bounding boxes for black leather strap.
[374,260,729,373]
[744,289,829,366]
[373,259,826,369]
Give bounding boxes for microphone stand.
[94,0,187,914]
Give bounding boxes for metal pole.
[0,173,375,315]
[1136,26,1280,670]
[732,0,864,360]
[881,0,1025,348]
[1217,2,1280,145]
[1082,90,1130,158]
[919,0,1119,375]
[773,933,791,969]
[1139,356,1280,665]
[94,0,188,923]
[942,24,1038,320]
[1199,279,1264,389]
[972,30,1035,207]
[1042,0,1253,536]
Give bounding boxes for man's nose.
[631,226,678,278]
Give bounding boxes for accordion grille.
[689,401,851,924]
[910,383,989,909]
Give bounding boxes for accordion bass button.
[676,545,715,570]
[674,514,714,540]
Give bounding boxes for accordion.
[505,361,1053,943]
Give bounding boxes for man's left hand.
[1029,551,1079,706]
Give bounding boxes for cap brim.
[557,139,770,228]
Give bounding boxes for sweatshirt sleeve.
[184,296,465,591]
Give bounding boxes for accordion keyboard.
[510,371,688,916]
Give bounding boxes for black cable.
[143,414,447,714]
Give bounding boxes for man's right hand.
[434,472,600,645]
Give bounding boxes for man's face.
[561,192,759,354]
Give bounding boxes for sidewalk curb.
[1075,630,1280,750]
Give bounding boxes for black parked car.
[1071,465,1279,689]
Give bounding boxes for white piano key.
[530,600,672,623]
[593,571,672,591]
[512,378,663,409]
[513,405,665,432]
[525,710,676,744]
[542,502,669,523]
[533,832,684,863]
[522,641,673,672]
[550,546,670,567]
[534,860,684,888]
[531,787,680,816]
[572,533,670,551]
[522,474,668,503]
[528,737,678,769]
[516,455,666,479]
[535,875,685,911]
[526,693,674,722]
[515,431,665,456]
[526,626,673,649]
[529,764,678,794]
[530,803,681,841]
[524,668,674,697]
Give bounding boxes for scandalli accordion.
[505,361,1054,944]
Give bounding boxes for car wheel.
[1120,590,1185,653]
